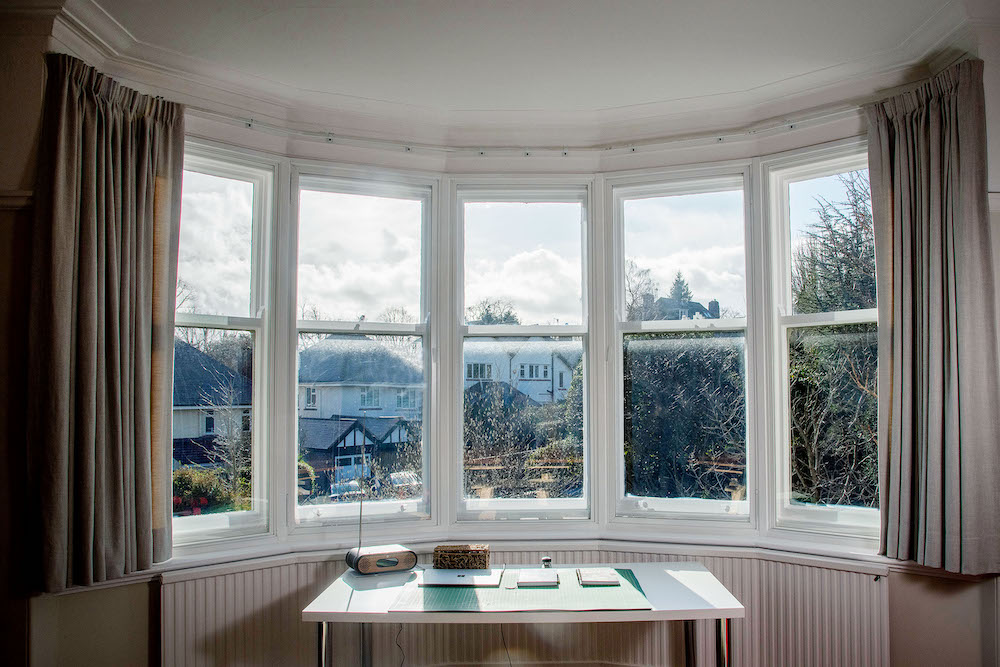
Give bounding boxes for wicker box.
[433,544,490,569]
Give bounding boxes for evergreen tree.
[669,272,693,303]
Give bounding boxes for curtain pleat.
[865,58,1000,575]
[28,53,183,592]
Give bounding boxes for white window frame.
[288,166,435,529]
[304,386,317,409]
[762,138,879,542]
[454,180,593,524]
[608,164,757,525]
[171,141,276,545]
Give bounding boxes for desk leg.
[715,618,731,667]
[318,622,329,667]
[683,620,696,667]
[360,622,372,667]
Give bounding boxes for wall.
[29,583,152,667]
[0,10,49,667]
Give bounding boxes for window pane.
[624,189,745,321]
[788,323,878,508]
[464,202,583,326]
[788,170,874,314]
[172,327,255,517]
[178,171,254,316]
[296,333,425,508]
[463,337,584,501]
[623,332,746,505]
[297,190,422,323]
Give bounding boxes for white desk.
[303,561,744,666]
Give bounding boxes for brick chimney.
[708,299,720,319]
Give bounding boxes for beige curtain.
[28,54,183,592]
[865,58,1000,575]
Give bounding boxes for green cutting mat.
[389,568,651,613]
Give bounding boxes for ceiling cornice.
[25,0,981,149]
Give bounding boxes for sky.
[464,202,583,326]
[624,190,746,316]
[177,171,254,316]
[298,190,422,322]
[177,170,867,325]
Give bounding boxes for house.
[297,335,424,420]
[171,338,252,466]
[462,338,583,405]
[3,3,1000,667]
[298,415,416,494]
[643,294,721,320]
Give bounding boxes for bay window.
[458,187,590,521]
[171,146,273,542]
[293,173,431,524]
[766,141,879,538]
[613,171,752,520]
[168,137,878,554]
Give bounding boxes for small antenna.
[357,444,366,552]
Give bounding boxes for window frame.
[167,137,883,559]
[607,163,758,525]
[762,138,880,542]
[453,179,594,524]
[171,141,276,545]
[287,164,437,531]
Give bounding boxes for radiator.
[160,548,888,666]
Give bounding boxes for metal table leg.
[360,622,372,667]
[318,622,329,667]
[683,620,696,667]
[716,618,731,667]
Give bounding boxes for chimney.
[708,299,720,319]
[642,293,653,310]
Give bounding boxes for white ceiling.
[95,0,958,115]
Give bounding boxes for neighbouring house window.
[617,175,748,519]
[461,193,587,520]
[359,386,380,408]
[295,179,429,522]
[466,363,493,380]
[171,146,270,541]
[304,387,317,409]
[396,388,419,409]
[559,371,565,388]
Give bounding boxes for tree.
[624,260,659,321]
[176,278,198,312]
[787,170,878,507]
[668,272,693,303]
[466,298,520,325]
[791,171,875,314]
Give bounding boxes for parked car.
[330,479,362,501]
[389,471,421,498]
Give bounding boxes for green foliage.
[792,172,875,314]
[788,325,878,507]
[668,272,693,303]
[787,170,878,508]
[623,332,746,500]
[172,466,249,514]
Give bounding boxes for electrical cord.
[500,623,512,666]
[395,623,405,667]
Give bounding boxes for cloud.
[466,248,582,325]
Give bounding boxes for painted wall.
[298,383,423,420]
[29,583,151,667]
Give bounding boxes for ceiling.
[93,0,959,115]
